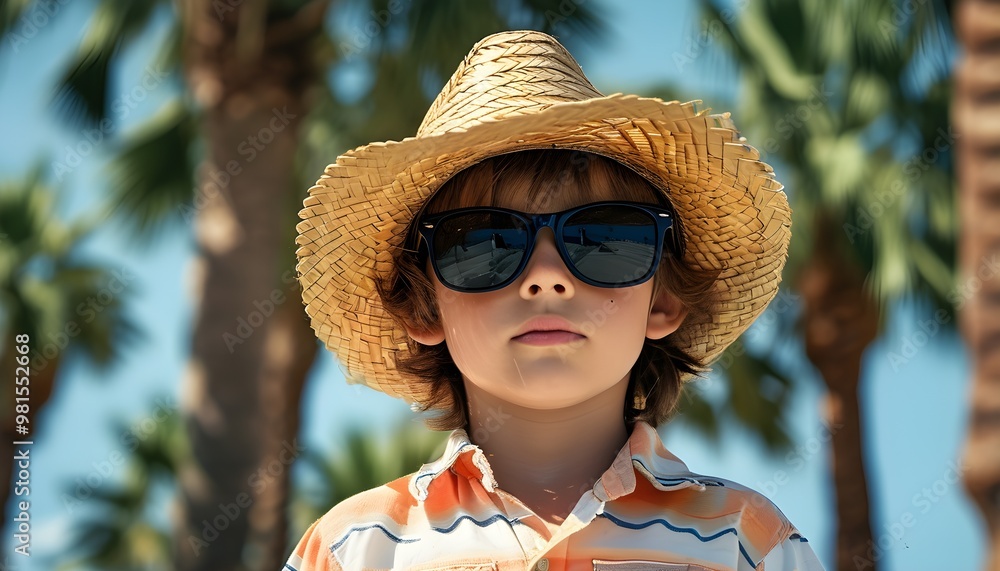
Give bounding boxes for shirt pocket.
[592,561,721,571]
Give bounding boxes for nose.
[518,228,576,299]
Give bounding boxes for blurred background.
[0,0,996,570]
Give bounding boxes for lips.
[512,315,585,341]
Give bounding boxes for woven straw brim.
[295,95,790,408]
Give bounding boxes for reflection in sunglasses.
[419,201,675,292]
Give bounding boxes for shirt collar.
[408,420,724,502]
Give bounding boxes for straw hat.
[295,30,790,408]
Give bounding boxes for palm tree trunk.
[173,2,324,570]
[246,285,318,571]
[799,214,880,571]
[954,1,1000,568]
[173,105,293,571]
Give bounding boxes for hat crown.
[417,30,604,137]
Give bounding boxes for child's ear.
[646,289,688,340]
[404,322,446,346]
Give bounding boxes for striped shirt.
[285,420,824,571]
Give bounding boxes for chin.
[502,393,588,411]
[513,382,617,408]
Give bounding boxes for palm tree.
[953,1,1000,568]
[60,410,444,570]
[292,419,448,534]
[63,399,184,571]
[0,173,139,531]
[637,85,799,454]
[171,4,327,569]
[2,2,604,569]
[698,0,957,568]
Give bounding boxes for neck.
[462,375,631,520]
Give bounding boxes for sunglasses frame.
[416,200,679,293]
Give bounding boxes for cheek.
[439,298,487,336]
[596,286,653,340]
[435,287,501,363]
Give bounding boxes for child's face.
[407,186,687,412]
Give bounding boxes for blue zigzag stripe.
[329,514,523,553]
[329,523,421,552]
[284,564,297,571]
[597,512,758,568]
[653,476,725,487]
[431,513,523,534]
[633,459,726,488]
[789,533,809,542]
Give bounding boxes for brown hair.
[375,150,721,431]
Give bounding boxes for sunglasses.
[416,201,679,293]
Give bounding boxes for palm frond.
[64,401,182,571]
[673,383,721,443]
[107,101,197,244]
[0,174,142,372]
[54,39,120,128]
[0,0,34,45]
[700,0,957,310]
[323,0,605,148]
[53,0,167,126]
[724,349,795,452]
[734,1,816,101]
[294,417,447,528]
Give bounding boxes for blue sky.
[0,1,984,570]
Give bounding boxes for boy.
[289,30,823,571]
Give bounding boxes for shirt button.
[534,558,549,571]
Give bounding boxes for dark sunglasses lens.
[562,205,658,285]
[433,212,528,290]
